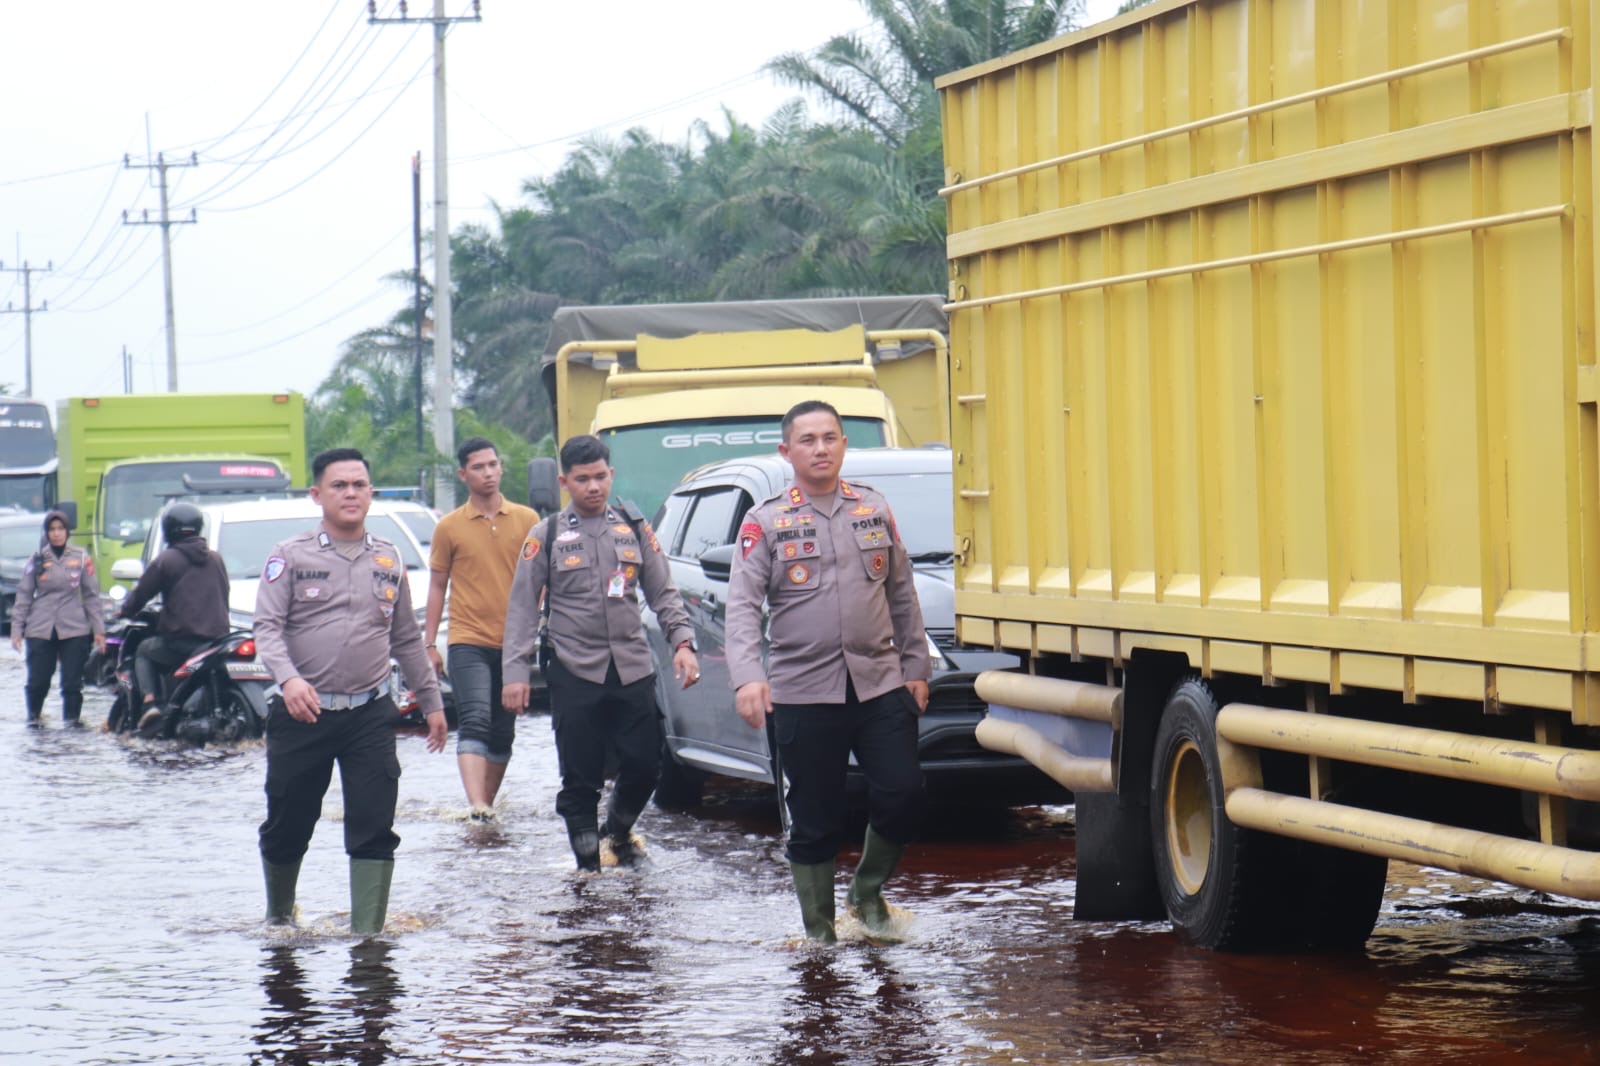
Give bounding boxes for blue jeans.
[448,644,514,763]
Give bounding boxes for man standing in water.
[253,447,446,934]
[502,434,700,871]
[724,400,930,942]
[423,436,539,822]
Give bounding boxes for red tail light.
[234,639,257,659]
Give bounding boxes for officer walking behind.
[502,434,700,872]
[10,509,105,727]
[724,400,931,943]
[119,501,231,731]
[422,436,539,821]
[253,448,446,935]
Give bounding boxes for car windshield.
[0,523,39,558]
[102,460,287,544]
[851,471,952,558]
[602,416,888,523]
[394,509,436,549]
[216,514,424,578]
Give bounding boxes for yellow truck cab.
[538,296,949,519]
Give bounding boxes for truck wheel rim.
[1164,737,1212,896]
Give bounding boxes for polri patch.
[522,536,541,561]
[787,562,812,584]
[264,556,287,582]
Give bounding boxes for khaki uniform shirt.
[725,479,929,704]
[12,545,104,641]
[429,498,539,649]
[503,504,694,687]
[253,527,443,713]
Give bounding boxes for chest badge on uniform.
[621,548,638,561]
[564,554,583,568]
[305,586,323,599]
[851,504,876,517]
[264,556,287,582]
[738,521,763,559]
[612,523,632,535]
[374,555,395,569]
[783,543,798,559]
[797,513,814,525]
[787,562,812,584]
[871,553,886,573]
[556,530,580,543]
[788,487,805,506]
[803,541,816,554]
[774,516,793,529]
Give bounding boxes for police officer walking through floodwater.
[11,509,105,727]
[252,448,446,935]
[502,434,700,872]
[725,400,931,943]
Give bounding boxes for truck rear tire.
[1149,679,1285,950]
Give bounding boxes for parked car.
[643,447,1064,809]
[110,497,455,723]
[0,507,43,635]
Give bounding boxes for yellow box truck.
[538,296,950,519]
[939,0,1600,948]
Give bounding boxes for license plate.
[226,662,272,680]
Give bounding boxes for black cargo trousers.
[258,694,403,864]
[773,680,926,865]
[545,656,660,839]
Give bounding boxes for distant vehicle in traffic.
[0,399,58,512]
[0,508,43,634]
[642,447,1061,810]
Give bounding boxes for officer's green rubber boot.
[847,826,907,940]
[262,858,301,925]
[349,858,394,937]
[790,860,838,944]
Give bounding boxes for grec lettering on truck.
[661,430,783,449]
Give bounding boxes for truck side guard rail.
[973,672,1120,792]
[939,28,1568,198]
[1216,703,1600,900]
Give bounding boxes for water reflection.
[255,940,402,1066]
[775,948,949,1066]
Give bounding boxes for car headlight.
[925,631,949,670]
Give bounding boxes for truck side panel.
[940,0,1596,715]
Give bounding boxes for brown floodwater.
[5,652,1600,1065]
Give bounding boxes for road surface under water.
[4,649,1600,1065]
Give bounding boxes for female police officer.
[10,509,105,727]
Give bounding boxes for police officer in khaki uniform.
[253,448,446,935]
[725,400,930,942]
[503,434,699,872]
[10,509,105,726]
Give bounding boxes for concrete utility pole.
[0,258,51,396]
[369,0,482,510]
[124,151,198,392]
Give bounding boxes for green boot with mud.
[349,858,394,936]
[262,857,301,925]
[790,860,838,944]
[847,826,907,940]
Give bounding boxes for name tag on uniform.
[607,568,627,598]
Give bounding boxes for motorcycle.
[105,609,272,745]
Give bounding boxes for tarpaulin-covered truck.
[536,296,950,519]
[939,0,1600,949]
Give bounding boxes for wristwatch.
[675,638,697,653]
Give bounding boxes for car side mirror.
[57,500,79,529]
[698,544,735,581]
[110,558,144,582]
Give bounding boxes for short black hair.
[312,447,370,483]
[456,436,497,469]
[559,434,610,472]
[781,400,843,442]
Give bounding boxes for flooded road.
[6,648,1600,1065]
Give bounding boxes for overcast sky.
[1,0,1121,417]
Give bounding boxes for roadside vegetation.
[308,1,1088,499]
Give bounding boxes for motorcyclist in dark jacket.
[120,502,231,730]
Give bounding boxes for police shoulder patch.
[522,535,541,561]
[738,520,764,559]
[264,556,287,582]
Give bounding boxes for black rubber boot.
[349,858,394,936]
[567,825,601,872]
[846,826,908,939]
[25,687,45,726]
[62,689,83,726]
[790,860,838,944]
[262,857,302,925]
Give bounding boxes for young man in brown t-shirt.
[423,437,539,820]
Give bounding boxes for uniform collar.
[317,529,376,550]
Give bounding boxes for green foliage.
[322,0,1086,463]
